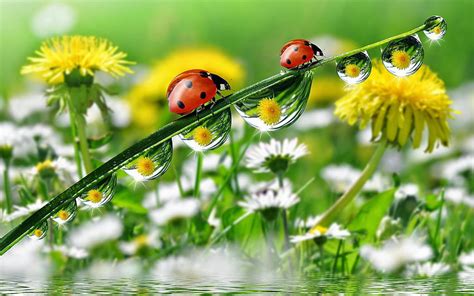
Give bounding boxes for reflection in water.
[0,275,473,294]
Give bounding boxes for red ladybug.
[167,69,231,115]
[280,39,324,69]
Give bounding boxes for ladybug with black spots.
[167,69,231,115]
[280,39,324,69]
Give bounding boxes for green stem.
[67,105,84,178]
[194,153,203,198]
[3,160,12,214]
[311,139,387,229]
[74,114,94,174]
[0,21,429,254]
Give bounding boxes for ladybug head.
[310,43,324,57]
[210,73,231,91]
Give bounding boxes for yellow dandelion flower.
[310,225,328,235]
[127,48,245,131]
[57,210,70,221]
[33,229,43,238]
[257,98,282,125]
[391,50,411,70]
[21,36,134,84]
[193,126,213,147]
[345,64,361,78]
[335,61,454,152]
[136,156,156,177]
[87,189,103,203]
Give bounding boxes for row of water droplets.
[28,16,447,240]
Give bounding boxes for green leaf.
[88,133,114,149]
[111,190,147,214]
[348,188,396,243]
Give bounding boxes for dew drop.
[381,35,424,77]
[336,51,372,84]
[123,140,173,181]
[28,221,48,240]
[80,174,117,208]
[234,72,312,131]
[52,200,77,225]
[424,15,447,41]
[179,109,231,152]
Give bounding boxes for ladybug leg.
[209,97,217,116]
[195,106,204,121]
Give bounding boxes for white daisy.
[295,215,322,229]
[460,250,474,267]
[45,245,89,259]
[119,229,161,255]
[8,92,47,122]
[360,235,433,273]
[245,138,308,174]
[290,223,350,243]
[442,187,474,208]
[76,259,143,280]
[2,199,47,222]
[0,239,50,280]
[395,183,419,200]
[405,262,450,277]
[376,216,402,241]
[68,215,123,249]
[238,186,299,213]
[321,164,387,193]
[31,157,78,184]
[437,155,473,185]
[149,198,200,226]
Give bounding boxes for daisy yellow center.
[33,229,43,238]
[21,35,134,84]
[257,98,281,125]
[433,26,442,35]
[134,234,149,247]
[35,160,54,173]
[193,126,213,147]
[391,50,411,70]
[136,157,156,177]
[57,210,70,221]
[310,225,328,235]
[345,64,361,78]
[87,189,103,203]
[335,61,454,153]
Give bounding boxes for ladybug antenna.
[210,73,231,91]
[310,44,324,56]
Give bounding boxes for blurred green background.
[0,0,472,98]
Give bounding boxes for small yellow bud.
[193,126,213,147]
[87,189,103,203]
[391,50,411,70]
[136,156,156,177]
[310,225,328,235]
[257,98,282,126]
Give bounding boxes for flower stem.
[194,153,203,198]
[3,160,12,214]
[311,139,387,230]
[74,114,94,174]
[67,106,84,178]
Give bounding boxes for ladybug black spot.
[184,80,193,88]
[286,59,291,65]
[302,55,307,60]
[293,46,299,52]
[177,100,185,109]
[304,41,310,46]
[200,92,206,99]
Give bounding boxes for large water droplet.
[336,51,372,84]
[52,200,77,225]
[381,35,424,77]
[179,109,231,151]
[123,140,173,181]
[80,174,117,208]
[28,221,48,240]
[424,16,447,40]
[234,72,313,131]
